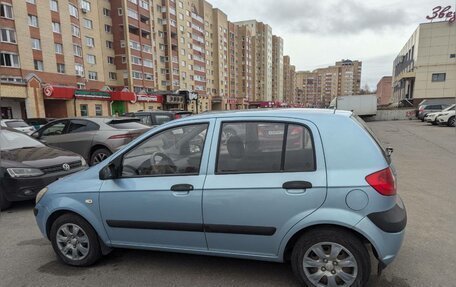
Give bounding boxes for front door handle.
[282,181,312,190]
[171,184,194,192]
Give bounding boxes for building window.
[139,0,149,9]
[431,73,446,82]
[103,8,110,16]
[128,0,138,4]
[73,44,82,57]
[107,56,114,64]
[144,73,153,80]
[57,63,65,73]
[71,25,80,37]
[0,53,20,68]
[127,8,138,20]
[450,54,456,59]
[69,4,78,18]
[54,43,63,54]
[117,8,123,16]
[85,36,95,47]
[106,40,113,49]
[50,0,58,11]
[52,22,61,33]
[75,63,84,76]
[143,59,153,67]
[0,29,16,43]
[121,56,127,63]
[104,25,112,33]
[178,1,183,8]
[81,0,91,11]
[80,105,88,117]
[0,4,13,19]
[28,15,39,27]
[26,0,36,4]
[34,60,44,71]
[142,44,152,53]
[83,18,93,29]
[95,104,102,116]
[132,71,142,79]
[131,56,142,65]
[108,72,117,80]
[31,38,41,50]
[87,54,96,64]
[88,71,97,80]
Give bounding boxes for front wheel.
[50,213,102,266]
[291,228,371,287]
[448,116,455,127]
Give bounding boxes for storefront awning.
[43,85,75,99]
[74,90,111,100]
[110,91,136,102]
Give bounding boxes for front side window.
[41,121,67,136]
[216,122,315,173]
[122,124,208,177]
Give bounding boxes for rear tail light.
[108,133,138,140]
[174,114,182,119]
[365,167,397,196]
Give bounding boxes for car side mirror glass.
[99,163,117,180]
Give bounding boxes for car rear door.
[202,117,327,257]
[58,119,99,159]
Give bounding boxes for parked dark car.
[25,118,55,130]
[125,111,193,127]
[0,128,86,210]
[31,118,150,166]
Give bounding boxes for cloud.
[218,0,414,35]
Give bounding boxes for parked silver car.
[0,119,35,134]
[32,118,150,165]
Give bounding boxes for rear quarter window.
[352,115,390,164]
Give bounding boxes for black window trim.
[214,120,317,175]
[118,122,210,179]
[38,119,70,136]
[68,119,100,133]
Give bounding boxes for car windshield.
[0,129,44,150]
[4,120,29,128]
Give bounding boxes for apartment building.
[235,20,273,103]
[392,21,456,107]
[283,55,295,104]
[272,35,283,102]
[1,0,287,119]
[294,60,362,107]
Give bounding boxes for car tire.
[291,228,371,287]
[448,116,455,127]
[0,191,11,211]
[50,213,102,267]
[90,148,112,166]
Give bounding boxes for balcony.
[191,12,203,23]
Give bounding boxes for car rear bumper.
[1,167,85,202]
[355,197,407,266]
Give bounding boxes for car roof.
[53,117,136,123]
[182,108,352,120]
[1,119,26,122]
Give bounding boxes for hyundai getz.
[34,109,406,287]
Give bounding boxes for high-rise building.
[235,20,273,102]
[283,55,295,104]
[295,60,362,107]
[235,24,253,109]
[272,35,283,102]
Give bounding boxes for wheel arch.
[282,224,378,262]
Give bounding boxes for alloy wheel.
[93,153,108,164]
[56,223,90,261]
[302,242,358,287]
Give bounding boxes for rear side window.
[68,120,99,133]
[216,122,315,174]
[352,115,390,164]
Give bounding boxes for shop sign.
[75,90,111,99]
[43,84,54,97]
[426,5,455,23]
[137,94,161,103]
[166,95,184,104]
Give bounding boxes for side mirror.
[99,163,117,180]
[386,147,394,157]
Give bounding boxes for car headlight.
[81,157,87,166]
[36,187,48,204]
[7,168,44,178]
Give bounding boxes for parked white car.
[0,119,35,134]
[425,104,455,125]
[437,109,455,127]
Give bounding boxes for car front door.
[99,120,213,250]
[202,118,327,257]
[35,120,69,149]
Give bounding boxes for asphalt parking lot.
[0,120,455,287]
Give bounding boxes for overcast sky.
[210,0,455,90]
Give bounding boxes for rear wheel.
[291,228,370,287]
[0,191,11,211]
[90,148,111,166]
[50,213,101,266]
[448,116,455,127]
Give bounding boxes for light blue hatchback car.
[34,109,406,287]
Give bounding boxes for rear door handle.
[282,181,312,190]
[171,184,194,192]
